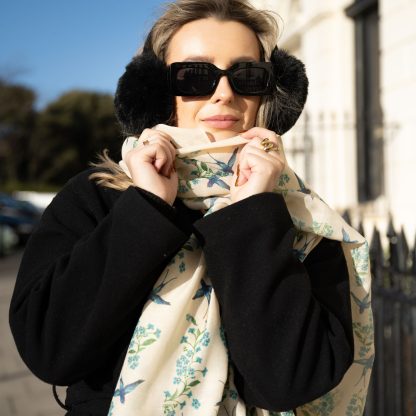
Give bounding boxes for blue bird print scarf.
[109,125,374,416]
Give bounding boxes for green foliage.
[0,80,122,188]
[0,80,36,184]
[30,90,121,185]
[0,180,60,193]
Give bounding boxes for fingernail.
[234,164,240,186]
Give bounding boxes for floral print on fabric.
[150,270,177,305]
[216,364,239,415]
[163,314,210,415]
[176,148,238,194]
[112,377,145,405]
[111,126,373,416]
[127,323,162,370]
[351,242,370,287]
[346,392,366,416]
[297,391,337,416]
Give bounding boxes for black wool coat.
[9,169,354,415]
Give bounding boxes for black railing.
[344,214,416,415]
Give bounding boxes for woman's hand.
[124,129,178,205]
[231,127,285,203]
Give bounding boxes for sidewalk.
[0,251,65,416]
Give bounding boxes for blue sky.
[0,0,166,108]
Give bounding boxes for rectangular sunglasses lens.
[232,67,270,94]
[174,65,213,96]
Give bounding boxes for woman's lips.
[202,115,239,129]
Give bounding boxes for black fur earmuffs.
[114,40,308,137]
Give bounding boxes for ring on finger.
[260,138,280,153]
[142,135,160,146]
[142,135,174,148]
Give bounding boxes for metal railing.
[352,216,416,416]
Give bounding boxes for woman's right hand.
[124,129,178,205]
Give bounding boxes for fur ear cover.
[114,51,172,136]
[113,47,309,137]
[268,48,309,135]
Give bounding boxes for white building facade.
[251,0,416,242]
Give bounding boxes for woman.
[9,0,373,415]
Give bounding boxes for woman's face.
[166,18,262,140]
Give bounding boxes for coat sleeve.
[193,192,353,411]
[9,172,191,386]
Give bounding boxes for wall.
[251,0,416,240]
[380,0,416,239]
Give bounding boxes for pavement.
[0,251,65,416]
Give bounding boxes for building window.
[346,0,384,202]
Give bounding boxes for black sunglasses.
[169,61,274,97]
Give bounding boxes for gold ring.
[260,138,280,153]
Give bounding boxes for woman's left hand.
[231,127,285,203]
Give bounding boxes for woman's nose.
[210,75,235,103]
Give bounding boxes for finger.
[235,158,253,187]
[149,129,177,151]
[135,140,171,176]
[246,135,280,148]
[244,142,282,162]
[242,147,285,174]
[161,140,177,175]
[139,128,157,143]
[239,152,279,177]
[243,137,281,160]
[235,142,257,184]
[141,138,174,175]
[154,142,174,177]
[148,133,177,165]
[141,134,166,148]
[140,129,173,147]
[237,138,271,166]
[152,147,170,175]
[237,168,249,186]
[152,129,173,141]
[240,129,282,156]
[140,128,171,140]
[239,127,281,141]
[236,151,257,186]
[164,137,177,166]
[167,170,178,185]
[237,147,284,185]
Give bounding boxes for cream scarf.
[109,125,374,416]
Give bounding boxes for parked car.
[0,192,41,245]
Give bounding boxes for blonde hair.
[91,0,280,190]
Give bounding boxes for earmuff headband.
[114,43,308,136]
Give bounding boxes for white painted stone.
[252,0,416,237]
